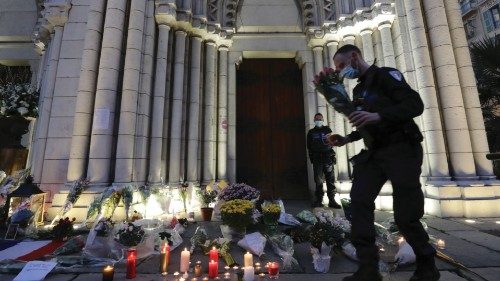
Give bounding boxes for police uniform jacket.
[346,65,424,149]
[307,126,335,162]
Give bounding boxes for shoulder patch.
[389,70,402,81]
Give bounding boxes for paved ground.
[1,200,499,280]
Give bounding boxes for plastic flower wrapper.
[311,242,332,273]
[237,232,266,257]
[202,238,237,267]
[374,222,396,245]
[268,233,301,272]
[341,241,358,261]
[313,67,374,147]
[122,184,135,220]
[276,199,301,226]
[296,210,317,224]
[190,226,209,253]
[94,217,114,237]
[53,235,86,256]
[395,239,416,265]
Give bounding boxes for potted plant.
[220,199,254,240]
[197,187,218,221]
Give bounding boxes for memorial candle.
[209,260,218,278]
[243,252,253,267]
[160,242,170,275]
[243,266,254,281]
[267,262,279,279]
[209,246,219,263]
[194,261,202,277]
[102,265,114,281]
[180,248,190,273]
[126,248,137,279]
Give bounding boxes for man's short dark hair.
[314,113,323,118]
[334,44,362,58]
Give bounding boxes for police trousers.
[349,142,435,266]
[312,154,336,202]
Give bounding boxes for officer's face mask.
[340,58,360,79]
[314,120,323,127]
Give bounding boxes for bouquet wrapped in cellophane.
[313,67,373,147]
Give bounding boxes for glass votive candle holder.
[267,262,279,279]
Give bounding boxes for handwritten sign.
[14,261,57,281]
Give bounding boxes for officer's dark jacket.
[307,126,334,159]
[347,65,424,148]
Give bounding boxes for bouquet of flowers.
[94,217,115,237]
[313,67,373,147]
[268,234,301,272]
[52,178,89,225]
[52,217,76,241]
[197,186,218,208]
[179,182,189,212]
[261,201,281,226]
[220,199,254,232]
[122,185,135,220]
[0,83,39,118]
[53,235,85,256]
[218,183,260,201]
[115,222,145,247]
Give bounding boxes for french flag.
[0,240,65,261]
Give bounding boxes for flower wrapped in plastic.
[115,222,145,247]
[122,184,135,220]
[51,178,89,225]
[313,67,374,147]
[237,232,266,256]
[203,238,236,267]
[190,226,209,253]
[296,210,317,224]
[53,235,86,256]
[276,200,301,226]
[261,201,281,226]
[311,242,332,273]
[268,234,301,272]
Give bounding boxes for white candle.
[437,239,446,250]
[243,266,254,281]
[244,252,253,268]
[180,248,190,273]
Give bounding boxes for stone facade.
[3,0,499,218]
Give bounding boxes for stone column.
[443,0,495,179]
[422,0,476,180]
[217,46,229,180]
[360,28,375,65]
[114,0,147,184]
[404,0,450,181]
[67,0,106,183]
[87,0,128,184]
[312,46,328,120]
[168,30,188,186]
[227,52,241,183]
[134,0,156,184]
[202,41,217,184]
[378,22,396,68]
[148,23,171,183]
[186,36,203,183]
[326,40,349,181]
[33,2,69,183]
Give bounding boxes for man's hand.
[326,134,348,147]
[348,111,381,128]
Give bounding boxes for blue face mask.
[314,120,323,127]
[340,65,360,79]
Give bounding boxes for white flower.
[17,107,28,115]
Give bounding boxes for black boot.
[410,255,440,281]
[327,192,342,209]
[343,264,382,281]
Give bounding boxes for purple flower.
[218,183,260,201]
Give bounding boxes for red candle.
[209,246,219,263]
[267,262,279,279]
[126,248,137,279]
[208,259,218,279]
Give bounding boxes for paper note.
[13,261,57,281]
[93,108,110,130]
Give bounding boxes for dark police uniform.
[345,65,435,268]
[307,125,336,205]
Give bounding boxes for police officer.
[328,45,439,281]
[307,113,341,209]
